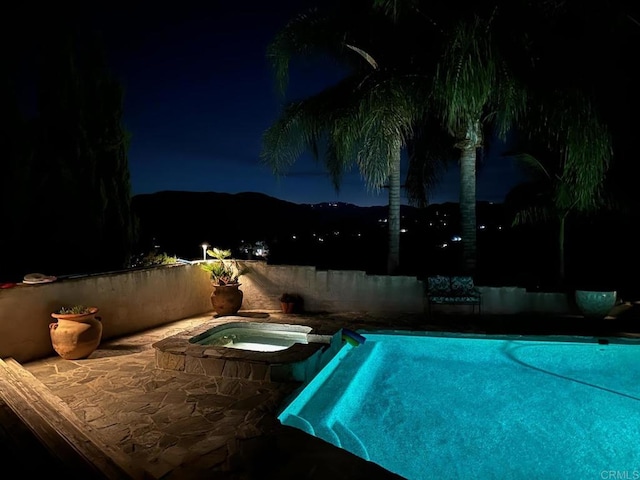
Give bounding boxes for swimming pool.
[278,331,640,479]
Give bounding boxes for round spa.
[189,321,314,352]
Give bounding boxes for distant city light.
[238,240,269,258]
[292,235,296,240]
[479,225,486,230]
[439,242,448,248]
[400,228,408,233]
[253,240,269,257]
[333,231,339,235]
[318,237,324,242]
[498,225,503,230]
[451,235,462,242]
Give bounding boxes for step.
[0,357,147,480]
[314,422,342,448]
[282,414,315,436]
[333,420,370,460]
[0,399,72,476]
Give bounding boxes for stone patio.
[2,306,639,479]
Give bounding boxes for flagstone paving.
[20,311,418,479]
[12,306,640,479]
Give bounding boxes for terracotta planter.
[279,294,303,313]
[50,307,102,360]
[281,302,295,314]
[211,283,243,316]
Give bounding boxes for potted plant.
[572,276,618,319]
[49,305,103,359]
[279,293,303,314]
[199,248,244,316]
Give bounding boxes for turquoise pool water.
[278,332,640,479]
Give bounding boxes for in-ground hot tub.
[153,320,334,382]
[190,322,319,352]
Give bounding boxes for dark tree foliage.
[505,1,640,293]
[0,27,136,281]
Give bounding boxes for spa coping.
[152,316,331,379]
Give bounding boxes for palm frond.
[434,14,527,142]
[434,17,493,131]
[512,205,553,226]
[372,0,421,22]
[260,100,318,175]
[404,114,456,207]
[349,74,424,189]
[266,8,344,95]
[345,44,379,69]
[263,1,450,201]
[266,4,405,96]
[522,89,612,212]
[511,152,551,181]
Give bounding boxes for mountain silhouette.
[131,191,419,271]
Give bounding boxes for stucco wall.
[0,261,572,363]
[237,261,426,313]
[478,286,570,315]
[236,262,571,315]
[0,264,211,363]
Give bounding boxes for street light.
[201,243,209,261]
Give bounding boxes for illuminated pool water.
[278,332,640,479]
[190,322,314,352]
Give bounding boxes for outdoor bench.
[427,275,482,314]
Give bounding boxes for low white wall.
[0,264,211,363]
[237,261,425,313]
[0,260,572,363]
[478,286,570,315]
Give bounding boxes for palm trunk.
[387,147,401,275]
[558,215,566,286]
[459,141,477,275]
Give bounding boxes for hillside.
[131,191,423,271]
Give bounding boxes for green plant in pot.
[199,248,244,316]
[200,248,240,285]
[57,305,96,315]
[50,305,102,359]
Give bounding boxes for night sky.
[17,1,527,207]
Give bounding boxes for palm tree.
[261,4,442,274]
[430,13,529,275]
[372,1,533,275]
[375,0,615,282]
[507,92,612,286]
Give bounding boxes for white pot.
[574,290,617,318]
